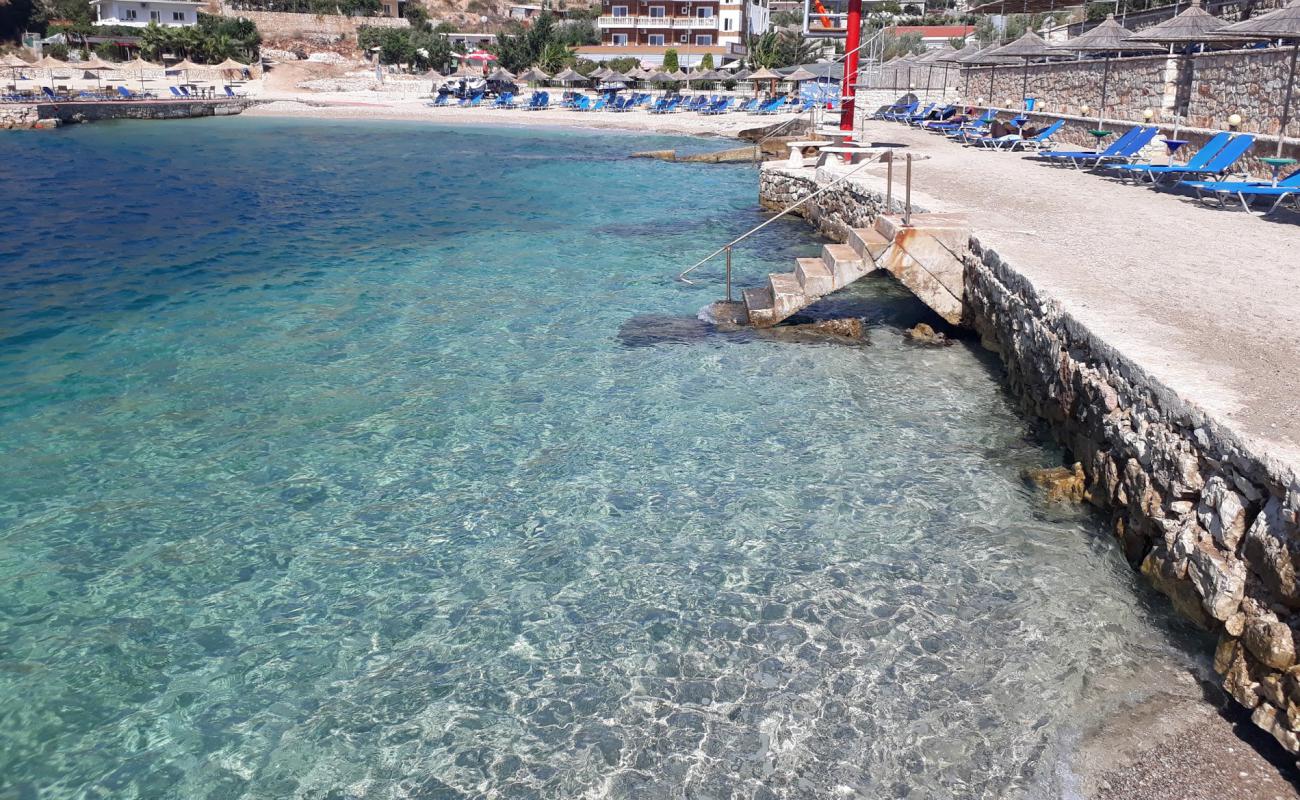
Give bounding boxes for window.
[611,33,628,43]
[172,11,184,20]
[696,6,713,16]
[678,33,687,42]
[723,16,732,28]
[647,33,665,44]
[694,34,712,44]
[150,10,160,20]
[124,8,137,18]
[648,5,665,15]
[611,5,628,14]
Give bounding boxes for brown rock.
[1215,635,1240,675]
[1252,702,1300,754]
[1024,462,1087,504]
[904,323,950,346]
[1223,645,1262,709]
[1243,616,1297,670]
[1187,538,1246,621]
[1197,476,1249,551]
[1260,673,1288,707]
[1243,497,1300,608]
[1225,611,1247,637]
[1142,550,1212,630]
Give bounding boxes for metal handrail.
[676,154,887,291]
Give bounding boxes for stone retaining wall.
[940,47,1298,144]
[758,166,1300,765]
[758,166,905,242]
[0,104,39,129]
[1190,47,1298,134]
[965,239,1300,761]
[0,99,249,130]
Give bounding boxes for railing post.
[725,246,733,304]
[885,154,893,211]
[904,153,913,227]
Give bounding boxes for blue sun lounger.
[1111,132,1231,183]
[1127,134,1256,187]
[971,119,1065,150]
[1037,126,1152,168]
[1182,169,1300,214]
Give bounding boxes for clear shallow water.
[0,118,1203,799]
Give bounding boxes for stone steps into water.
[736,212,971,329]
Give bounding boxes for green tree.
[749,30,818,69]
[538,40,573,73]
[662,48,678,72]
[699,52,713,70]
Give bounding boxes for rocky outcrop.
[964,237,1300,760]
[631,146,760,164]
[904,323,950,346]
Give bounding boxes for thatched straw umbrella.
[914,44,957,98]
[488,66,515,81]
[748,66,782,97]
[1213,0,1300,156]
[940,41,982,99]
[553,67,584,84]
[1056,15,1161,128]
[517,66,550,85]
[1129,0,1232,132]
[75,54,117,90]
[987,32,1058,110]
[958,46,1016,106]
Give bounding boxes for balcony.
[597,14,721,28]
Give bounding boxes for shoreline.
[241,94,805,139]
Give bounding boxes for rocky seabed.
[759,167,1300,762]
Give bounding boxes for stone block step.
[767,272,807,322]
[742,285,777,327]
[795,257,834,297]
[822,242,869,288]
[875,213,970,256]
[849,227,892,262]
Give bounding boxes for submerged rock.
[905,323,951,346]
[761,317,868,345]
[617,314,715,347]
[1023,462,1087,504]
[630,147,760,164]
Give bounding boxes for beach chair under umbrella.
[119,56,160,93]
[35,55,72,91]
[74,54,116,92]
[1213,0,1300,157]
[987,32,1058,110]
[748,66,782,96]
[1055,15,1161,129]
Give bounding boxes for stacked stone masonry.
[874,47,1297,140]
[759,167,1300,763]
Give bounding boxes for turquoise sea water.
[1,118,1203,799]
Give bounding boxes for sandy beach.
[240,62,809,137]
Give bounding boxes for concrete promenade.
[832,120,1300,471]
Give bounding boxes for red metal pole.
[839,0,863,130]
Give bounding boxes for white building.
[595,0,770,58]
[90,0,204,27]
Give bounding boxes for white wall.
[93,0,201,27]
